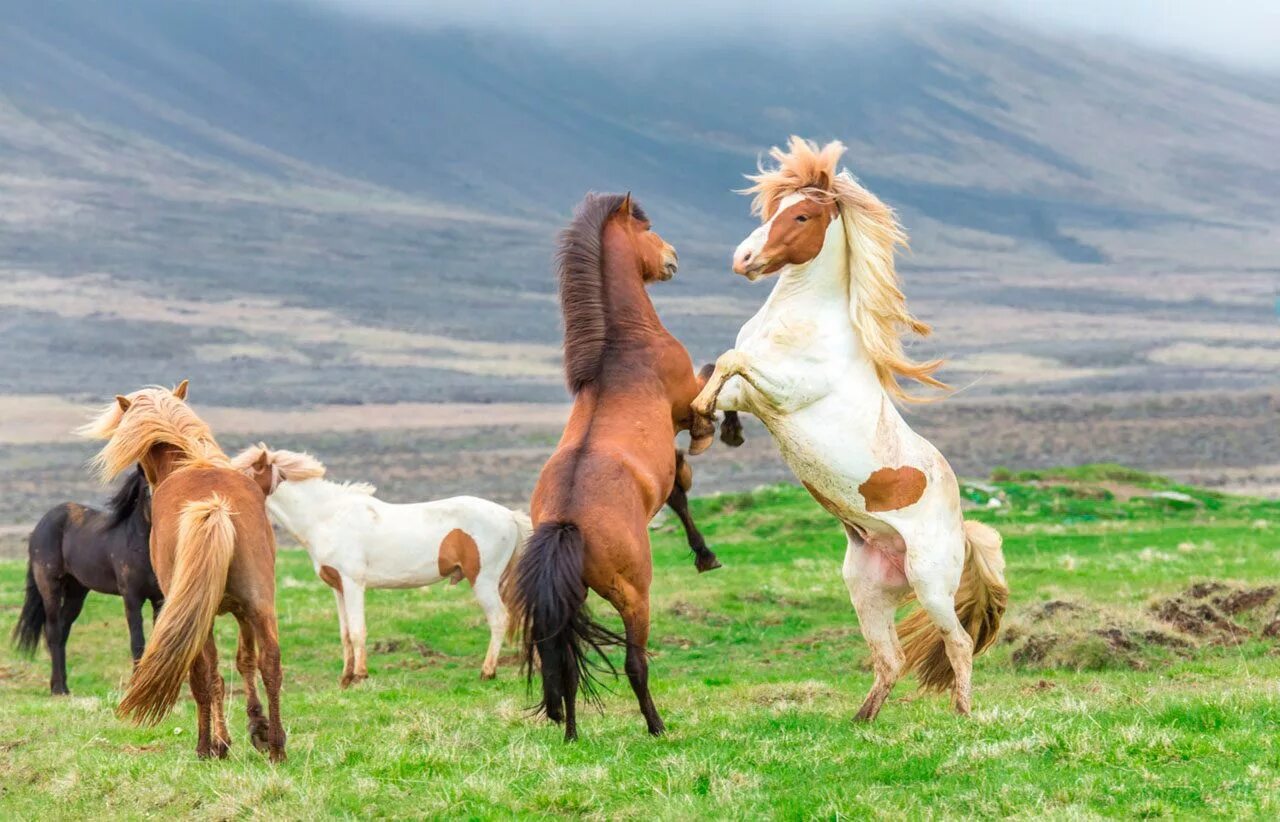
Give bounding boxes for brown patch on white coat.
[438,528,481,586]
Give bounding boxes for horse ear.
[115,395,131,412]
[173,379,189,400]
[619,192,633,216]
[252,450,269,471]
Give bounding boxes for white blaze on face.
[732,193,806,279]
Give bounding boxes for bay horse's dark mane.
[556,192,648,394]
[106,464,150,529]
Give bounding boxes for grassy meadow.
[1,466,1278,819]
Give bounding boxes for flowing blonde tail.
[898,520,1008,692]
[117,494,236,725]
[500,510,535,641]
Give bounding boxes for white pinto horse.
[692,137,1008,720]
[232,445,531,686]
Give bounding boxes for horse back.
[533,385,678,526]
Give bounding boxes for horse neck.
[261,479,326,549]
[760,217,881,389]
[600,222,664,343]
[143,444,184,486]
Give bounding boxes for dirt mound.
[1005,599,1191,672]
[1007,582,1279,672]
[1152,583,1277,644]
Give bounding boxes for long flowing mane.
[556,192,648,393]
[742,136,948,402]
[105,464,150,529]
[229,444,375,495]
[79,386,228,481]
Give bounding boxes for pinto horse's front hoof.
[688,423,715,455]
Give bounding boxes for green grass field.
[1,466,1278,819]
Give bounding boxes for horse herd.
[11,137,1008,760]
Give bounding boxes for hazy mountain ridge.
[1,0,1277,410]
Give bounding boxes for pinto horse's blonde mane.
[79,385,228,481]
[743,136,948,402]
[230,444,376,495]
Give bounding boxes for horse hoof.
[853,706,879,723]
[479,670,496,681]
[688,433,713,456]
[695,555,722,573]
[269,748,287,764]
[720,428,745,448]
[250,724,271,753]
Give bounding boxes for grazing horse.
[507,192,715,741]
[231,444,532,685]
[12,465,163,695]
[692,138,1008,719]
[79,381,286,761]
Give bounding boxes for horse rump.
[504,521,624,722]
[117,494,236,725]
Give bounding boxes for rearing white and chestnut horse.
[692,137,1008,719]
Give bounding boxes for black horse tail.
[505,522,624,725]
[12,563,45,656]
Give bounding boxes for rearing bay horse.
[692,138,1008,719]
[508,193,714,741]
[79,382,286,761]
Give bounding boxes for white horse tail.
[500,510,535,633]
[899,520,1008,691]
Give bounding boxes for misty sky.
[310,0,1280,72]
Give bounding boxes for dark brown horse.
[507,193,716,741]
[80,381,286,762]
[12,465,163,695]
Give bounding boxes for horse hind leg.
[252,608,288,763]
[895,526,976,716]
[123,592,147,664]
[472,577,506,680]
[844,527,908,722]
[44,579,88,696]
[204,636,231,757]
[616,591,664,736]
[188,635,217,759]
[235,614,270,752]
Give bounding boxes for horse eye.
[796,215,808,223]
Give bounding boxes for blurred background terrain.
[1,0,1277,550]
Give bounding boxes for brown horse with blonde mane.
[506,193,716,741]
[79,381,286,762]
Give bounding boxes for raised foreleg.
[690,349,829,452]
[666,450,720,572]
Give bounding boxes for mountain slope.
[1,0,1277,407]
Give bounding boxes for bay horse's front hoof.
[479,669,496,681]
[719,413,745,448]
[694,553,722,573]
[269,747,287,764]
[339,674,354,689]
